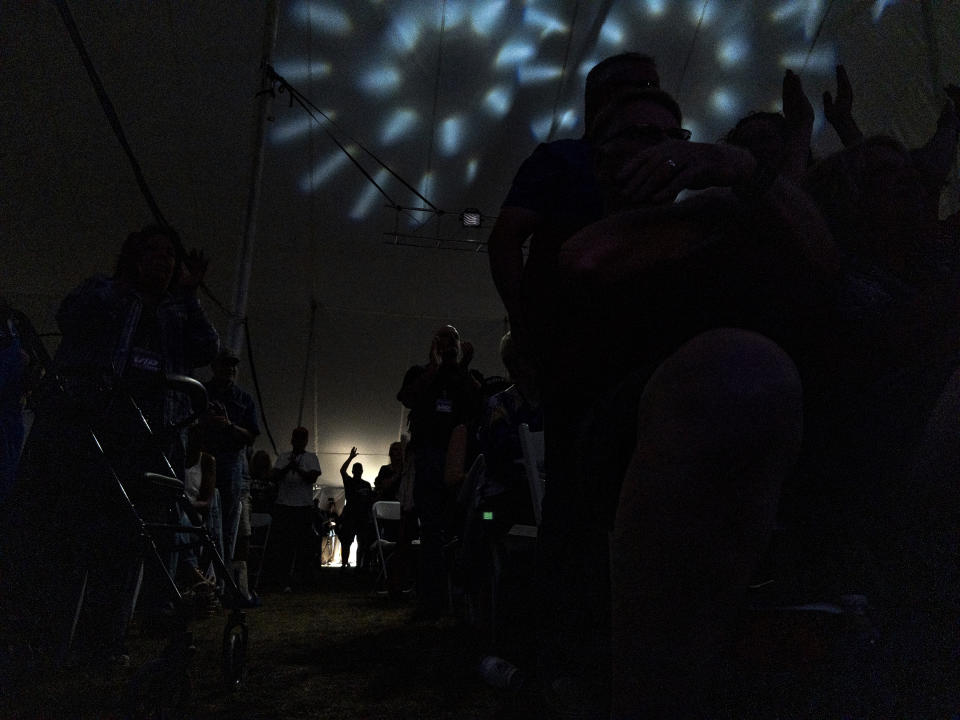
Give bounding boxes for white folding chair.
[369,500,401,588]
[248,512,272,592]
[509,422,544,537]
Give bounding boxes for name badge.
[130,347,162,373]
[435,398,453,413]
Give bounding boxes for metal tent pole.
[228,0,281,352]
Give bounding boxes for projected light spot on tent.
[483,86,513,118]
[359,66,402,97]
[380,109,419,145]
[643,0,668,17]
[350,168,391,220]
[599,17,626,45]
[523,8,568,38]
[687,0,718,26]
[518,64,564,85]
[406,171,436,226]
[291,1,352,35]
[718,37,749,67]
[432,0,468,30]
[439,116,465,157]
[471,0,507,36]
[300,149,353,193]
[780,47,836,72]
[388,14,422,53]
[465,158,479,184]
[770,0,805,23]
[271,60,332,82]
[272,116,316,144]
[709,89,740,118]
[495,39,535,68]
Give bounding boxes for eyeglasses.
[600,123,691,146]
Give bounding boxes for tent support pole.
[229,0,280,352]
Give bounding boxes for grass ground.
[0,566,548,720]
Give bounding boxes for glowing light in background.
[359,66,402,96]
[709,88,740,117]
[482,85,513,118]
[380,108,419,145]
[350,168,390,220]
[470,0,507,36]
[299,148,354,192]
[801,0,825,40]
[518,63,564,85]
[529,110,577,142]
[717,37,749,67]
[495,39,536,68]
[291,1,352,35]
[523,7,568,37]
[433,0,469,30]
[439,116,465,156]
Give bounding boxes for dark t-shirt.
[502,138,603,281]
[399,363,479,452]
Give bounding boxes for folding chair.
[369,501,401,588]
[509,422,544,537]
[248,512,272,593]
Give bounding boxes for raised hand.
[823,65,863,145]
[349,446,358,460]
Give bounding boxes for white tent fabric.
[3,1,958,462]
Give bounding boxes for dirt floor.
[0,566,550,720]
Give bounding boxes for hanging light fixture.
[460,208,482,227]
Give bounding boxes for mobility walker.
[0,369,252,717]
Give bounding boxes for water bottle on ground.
[479,655,523,691]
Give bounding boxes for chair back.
[519,423,545,526]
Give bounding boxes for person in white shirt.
[270,426,321,591]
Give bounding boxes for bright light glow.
[688,0,717,26]
[523,8,568,37]
[299,148,354,192]
[483,86,513,118]
[387,14,421,53]
[465,158,479,184]
[470,0,507,36]
[780,46,836,72]
[439,116,465,156]
[495,39,536,68]
[380,109,418,145]
[517,63,564,85]
[717,37,749,67]
[349,168,390,220]
[270,60,332,82]
[709,88,739,117]
[359,66,402,96]
[770,0,803,23]
[599,17,626,45]
[643,0,667,16]
[271,116,315,144]
[577,58,598,80]
[291,1,352,35]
